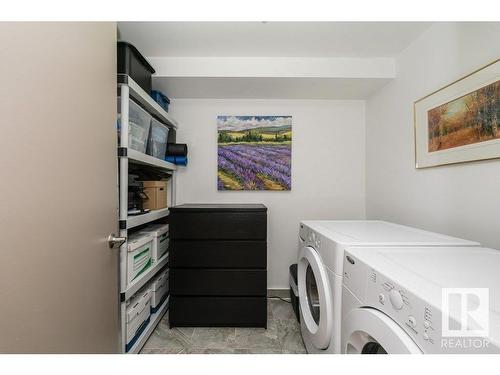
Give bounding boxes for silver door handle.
[108,234,126,248]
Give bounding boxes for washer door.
[342,308,422,354]
[298,245,333,349]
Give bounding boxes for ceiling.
[118,22,431,58]
[117,22,431,99]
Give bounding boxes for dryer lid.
[302,220,479,246]
[349,246,500,307]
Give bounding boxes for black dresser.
[169,204,268,327]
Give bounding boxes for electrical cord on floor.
[268,296,292,303]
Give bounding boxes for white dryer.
[297,220,479,354]
[342,246,500,354]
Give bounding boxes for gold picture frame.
[414,58,500,169]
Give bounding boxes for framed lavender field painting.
[217,116,292,190]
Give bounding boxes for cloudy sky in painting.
[217,116,292,131]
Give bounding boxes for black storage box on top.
[169,204,268,328]
[117,41,155,93]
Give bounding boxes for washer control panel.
[302,228,322,250]
[343,252,442,353]
[365,267,441,353]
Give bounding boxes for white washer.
[342,246,500,354]
[297,220,479,354]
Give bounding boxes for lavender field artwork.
[217,116,292,190]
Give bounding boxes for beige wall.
[0,22,119,353]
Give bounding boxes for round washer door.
[298,245,333,349]
[342,308,422,354]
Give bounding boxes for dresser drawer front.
[170,269,266,296]
[170,211,267,240]
[170,296,267,327]
[170,240,266,268]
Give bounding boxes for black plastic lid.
[170,204,267,212]
[118,41,155,74]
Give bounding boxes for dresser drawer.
[170,240,266,268]
[170,269,266,296]
[170,211,267,240]
[169,296,267,327]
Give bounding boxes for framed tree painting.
[414,59,499,168]
[217,115,292,190]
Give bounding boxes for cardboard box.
[126,232,154,287]
[142,180,168,210]
[150,269,169,313]
[139,223,169,265]
[125,287,152,350]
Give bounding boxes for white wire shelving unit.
[117,74,178,353]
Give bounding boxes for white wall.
[170,99,366,288]
[366,23,500,248]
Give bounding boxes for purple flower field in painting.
[218,144,291,190]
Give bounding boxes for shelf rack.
[118,74,178,129]
[117,75,179,353]
[127,208,170,230]
[128,148,177,171]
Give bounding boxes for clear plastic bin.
[117,98,152,153]
[147,118,169,159]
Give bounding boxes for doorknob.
[108,234,126,248]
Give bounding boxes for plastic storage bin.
[126,232,154,287]
[125,287,152,352]
[151,90,170,112]
[140,223,169,265]
[146,118,169,159]
[117,41,155,94]
[117,98,152,153]
[150,269,169,313]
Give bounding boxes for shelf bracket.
[118,147,128,157]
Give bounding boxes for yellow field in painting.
[217,171,286,191]
[218,171,243,190]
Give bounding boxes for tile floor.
[141,298,306,354]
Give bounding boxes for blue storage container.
[151,90,170,112]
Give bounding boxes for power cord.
[268,296,291,304]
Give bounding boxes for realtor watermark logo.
[441,288,489,350]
